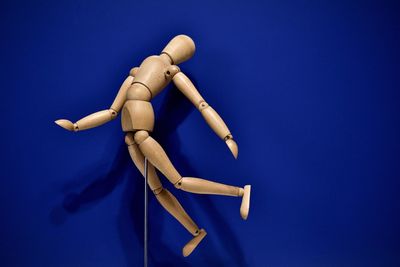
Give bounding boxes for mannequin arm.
[55,73,135,132]
[172,71,238,158]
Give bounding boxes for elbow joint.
[198,101,209,111]
[109,109,118,120]
[73,123,79,132]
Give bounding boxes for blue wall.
[1,0,399,266]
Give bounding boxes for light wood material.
[55,34,252,257]
[129,67,139,77]
[173,71,238,158]
[54,109,116,132]
[240,185,251,220]
[126,134,201,238]
[55,76,133,132]
[126,133,162,192]
[177,177,242,196]
[135,131,246,200]
[159,53,173,64]
[162,35,195,65]
[200,105,231,139]
[110,75,134,112]
[54,119,75,131]
[133,55,170,98]
[156,189,199,235]
[226,138,239,159]
[172,72,204,107]
[135,131,182,184]
[183,229,207,257]
[165,65,180,78]
[121,100,154,132]
[75,109,116,131]
[126,83,151,101]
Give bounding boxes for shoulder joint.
[165,65,180,79]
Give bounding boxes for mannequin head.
[161,35,196,65]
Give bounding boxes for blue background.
[1,0,399,266]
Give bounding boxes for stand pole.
[144,157,148,267]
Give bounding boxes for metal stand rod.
[144,157,148,267]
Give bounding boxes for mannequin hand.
[55,119,78,132]
[225,138,238,159]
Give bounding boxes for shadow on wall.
[49,81,247,266]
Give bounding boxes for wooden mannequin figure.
[55,35,251,257]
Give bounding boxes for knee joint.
[174,178,183,189]
[152,187,163,195]
[134,130,149,144]
[125,132,135,146]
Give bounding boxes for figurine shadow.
[50,81,247,267]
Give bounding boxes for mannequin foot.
[182,229,207,257]
[240,185,251,220]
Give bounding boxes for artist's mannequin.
[55,35,251,257]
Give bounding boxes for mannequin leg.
[125,133,207,256]
[133,130,251,220]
